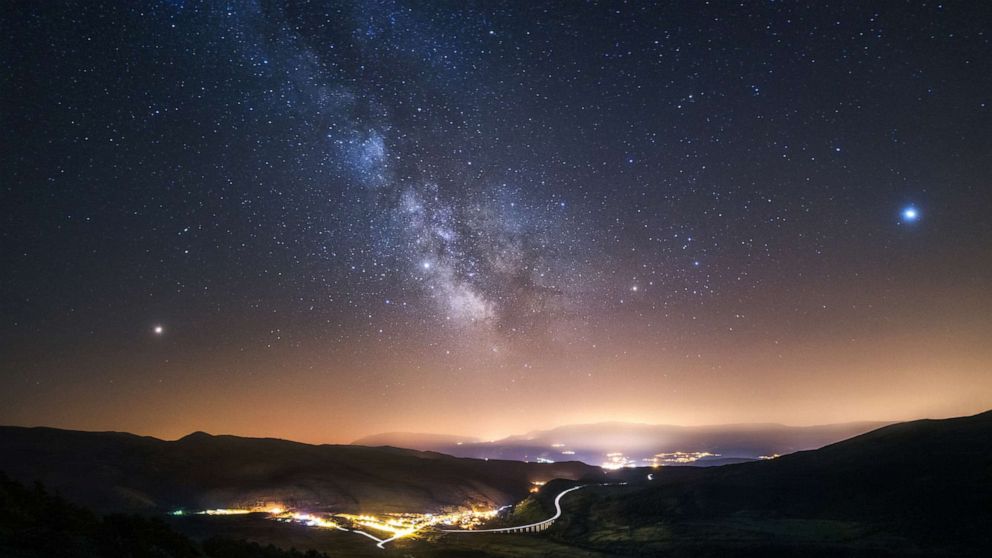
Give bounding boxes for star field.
[2,1,991,441]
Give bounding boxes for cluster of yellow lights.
[193,504,287,516]
[433,507,503,529]
[337,507,501,535]
[270,511,341,529]
[339,513,409,535]
[183,503,504,541]
[601,452,638,470]
[196,508,253,516]
[597,450,726,469]
[649,451,719,465]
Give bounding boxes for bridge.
[439,485,586,535]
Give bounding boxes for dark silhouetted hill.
[0,426,601,515]
[552,410,992,556]
[0,473,333,558]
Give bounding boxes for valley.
[3,411,991,556]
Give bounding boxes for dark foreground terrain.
[2,411,991,557]
[541,409,992,557]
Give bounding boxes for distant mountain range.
[353,420,889,467]
[352,431,481,448]
[0,427,600,514]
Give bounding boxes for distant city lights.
[601,452,638,470]
[176,501,507,546]
[651,451,719,465]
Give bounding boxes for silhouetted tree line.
[0,472,329,558]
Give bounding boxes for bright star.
[153,325,164,335]
[901,206,919,222]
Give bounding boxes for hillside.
[1,414,990,557]
[0,473,344,558]
[0,427,601,515]
[549,410,992,556]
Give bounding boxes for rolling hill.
[0,426,601,515]
[547,410,992,556]
[1,412,990,557]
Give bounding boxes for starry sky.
[2,1,991,443]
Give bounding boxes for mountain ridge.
[0,425,601,515]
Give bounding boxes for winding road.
[439,484,587,534]
[368,483,607,548]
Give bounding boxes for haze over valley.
[353,420,889,468]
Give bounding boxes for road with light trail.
[353,483,618,548]
[439,484,587,535]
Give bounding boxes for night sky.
[2,1,991,443]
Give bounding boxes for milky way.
[191,1,603,347]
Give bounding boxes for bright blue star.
[901,206,920,222]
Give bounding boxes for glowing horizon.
[2,3,990,446]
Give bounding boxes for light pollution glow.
[5,301,990,444]
[2,3,991,445]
